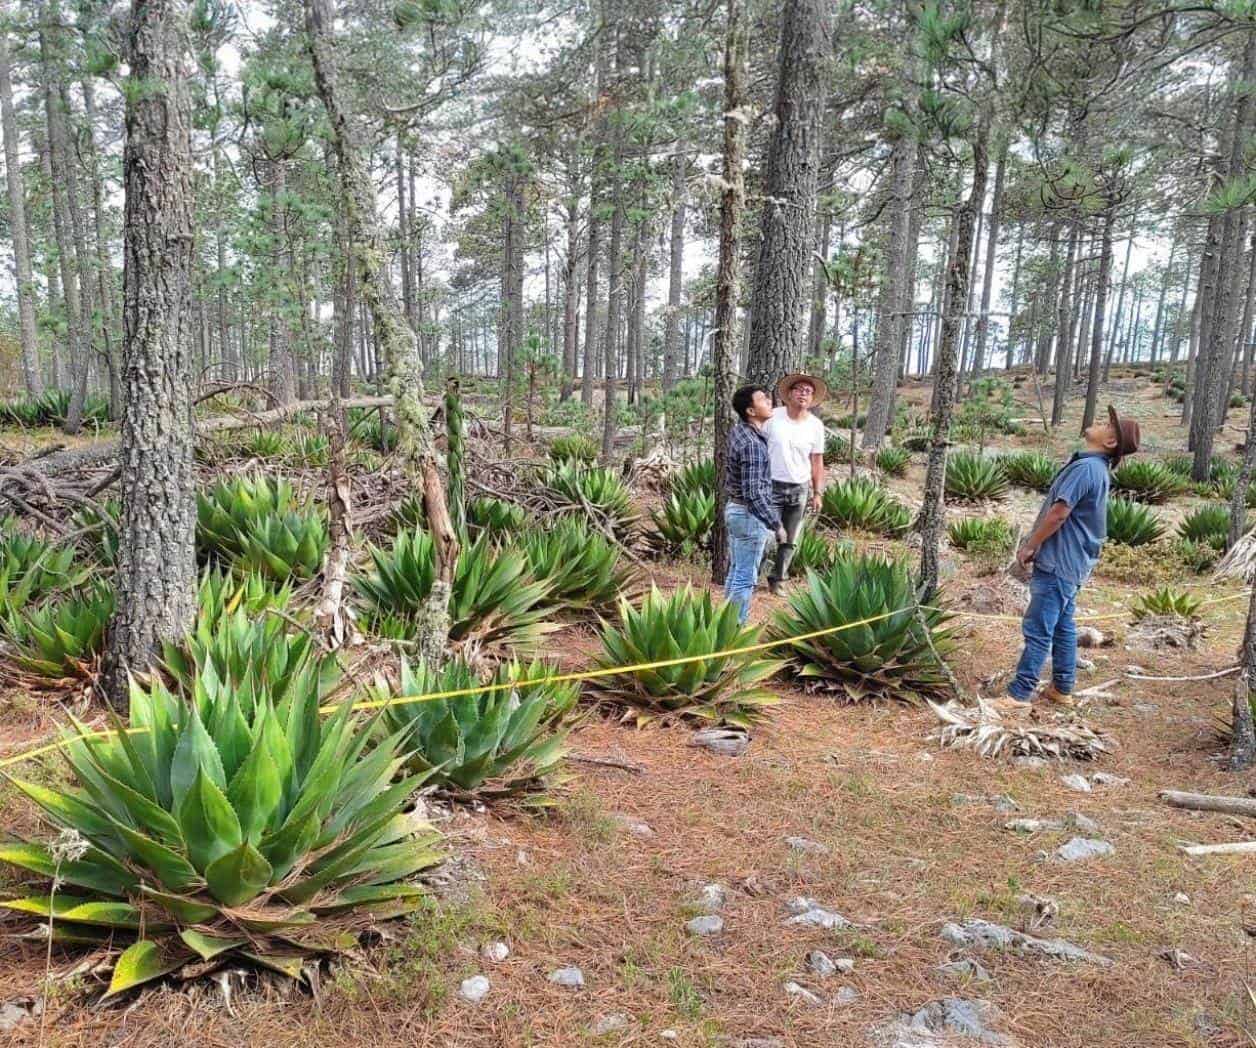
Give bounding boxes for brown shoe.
[987,697,1033,718]
[768,578,784,596]
[1038,684,1076,708]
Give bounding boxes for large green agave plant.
[0,530,85,615]
[944,452,1008,502]
[0,640,443,997]
[1105,497,1164,546]
[818,476,913,536]
[648,488,715,553]
[356,529,557,651]
[770,554,956,704]
[1001,451,1056,492]
[369,656,579,802]
[467,496,529,540]
[543,460,638,538]
[786,530,850,578]
[588,585,782,728]
[2,582,114,680]
[517,517,637,614]
[1177,504,1235,551]
[71,499,120,567]
[548,434,598,465]
[196,474,299,562]
[236,510,329,582]
[1111,460,1187,504]
[190,567,293,637]
[671,459,716,500]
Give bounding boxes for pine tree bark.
[1238,231,1256,397]
[711,0,747,584]
[560,187,581,400]
[1050,225,1079,426]
[663,152,686,393]
[1148,233,1178,366]
[864,132,917,447]
[0,27,42,393]
[1033,224,1060,374]
[744,0,830,390]
[970,137,1007,380]
[1104,211,1137,377]
[306,0,457,662]
[1232,579,1256,770]
[806,209,831,363]
[601,114,626,460]
[102,0,197,706]
[81,76,120,417]
[1081,208,1116,433]
[919,119,990,601]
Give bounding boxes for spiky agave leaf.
[356,529,557,651]
[648,489,715,554]
[947,516,1013,551]
[818,476,913,536]
[769,554,955,704]
[929,699,1116,761]
[1,581,114,681]
[467,496,529,540]
[0,530,86,616]
[517,517,638,614]
[1111,460,1187,504]
[70,499,120,567]
[369,656,579,803]
[875,445,911,477]
[1177,504,1235,551]
[0,636,443,997]
[196,474,299,562]
[236,510,328,582]
[1001,451,1056,492]
[548,434,598,465]
[786,530,849,579]
[1131,585,1202,622]
[944,452,1008,502]
[670,459,716,500]
[543,460,639,538]
[588,584,783,728]
[1106,497,1164,546]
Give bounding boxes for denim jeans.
[767,482,808,583]
[724,502,770,624]
[1009,567,1081,701]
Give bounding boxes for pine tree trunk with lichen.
[305,0,457,662]
[445,378,467,543]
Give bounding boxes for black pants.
[767,482,807,583]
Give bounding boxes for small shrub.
[875,445,911,477]
[945,452,1008,502]
[1175,538,1219,574]
[1105,497,1164,547]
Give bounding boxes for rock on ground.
[548,966,585,988]
[686,914,725,936]
[785,906,853,930]
[591,1013,631,1035]
[909,998,1010,1046]
[612,814,655,838]
[690,728,750,756]
[1056,836,1115,862]
[785,835,830,855]
[1060,773,1092,792]
[458,975,490,1003]
[481,941,510,963]
[935,959,993,983]
[940,919,1112,966]
[783,981,823,1006]
[807,950,837,977]
[695,883,727,913]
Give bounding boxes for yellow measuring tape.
[1,589,1250,771]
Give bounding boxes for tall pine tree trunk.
[102,0,197,705]
[663,152,686,393]
[0,28,42,393]
[744,0,830,389]
[561,191,580,400]
[1050,225,1079,426]
[306,0,457,662]
[970,137,1007,380]
[81,77,120,417]
[1081,207,1116,433]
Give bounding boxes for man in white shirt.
[763,373,828,594]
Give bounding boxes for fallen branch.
[1126,666,1240,683]
[569,753,646,775]
[1160,789,1256,820]
[1178,841,1256,857]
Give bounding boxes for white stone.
[548,966,584,988]
[459,975,490,1003]
[1067,811,1101,834]
[1060,773,1092,793]
[696,883,727,913]
[783,981,823,1006]
[1173,892,1191,906]
[686,915,724,937]
[613,814,655,838]
[833,986,860,1005]
[591,1013,631,1035]
[785,835,830,855]
[833,957,856,974]
[1090,772,1130,787]
[1005,817,1064,833]
[1056,836,1115,862]
[784,895,820,914]
[785,907,852,930]
[481,941,510,963]
[806,950,836,977]
[660,1029,678,1040]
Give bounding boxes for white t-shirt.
[764,406,825,485]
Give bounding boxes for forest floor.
[2,372,1256,1047]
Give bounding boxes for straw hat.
[776,372,828,406]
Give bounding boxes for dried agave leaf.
[929,699,1116,761]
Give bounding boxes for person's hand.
[810,492,821,513]
[776,525,788,544]
[1016,544,1037,570]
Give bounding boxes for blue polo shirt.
[1033,451,1112,586]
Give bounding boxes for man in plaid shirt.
[724,385,786,623]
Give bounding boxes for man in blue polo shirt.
[995,405,1140,714]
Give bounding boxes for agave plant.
[823,430,851,465]
[1001,451,1056,492]
[238,429,293,459]
[945,452,1008,502]
[348,411,397,453]
[1131,585,1202,622]
[1160,454,1193,478]
[188,567,293,637]
[818,476,913,536]
[467,496,529,540]
[0,531,84,614]
[786,530,846,578]
[356,529,556,651]
[769,554,956,704]
[947,516,1014,552]
[1177,504,1234,550]
[0,635,442,997]
[1111,460,1186,504]
[671,459,716,500]
[648,489,715,553]
[196,474,299,562]
[588,585,782,728]
[875,445,911,477]
[1105,497,1164,546]
[291,433,331,468]
[236,510,328,582]
[1,582,114,680]
[71,499,120,567]
[369,656,579,802]
[543,461,638,538]
[517,517,636,613]
[548,434,599,465]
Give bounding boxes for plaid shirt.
[726,421,781,532]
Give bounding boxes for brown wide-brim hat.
[776,372,828,405]
[1107,404,1140,468]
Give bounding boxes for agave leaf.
[177,767,243,874]
[180,929,247,961]
[0,841,136,897]
[204,840,273,908]
[139,886,219,924]
[105,940,192,999]
[0,894,151,928]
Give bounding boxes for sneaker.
[1038,683,1076,708]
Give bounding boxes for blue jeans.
[1009,567,1080,701]
[724,503,770,624]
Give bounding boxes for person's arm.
[742,441,783,534]
[1017,500,1072,568]
[809,452,824,512]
